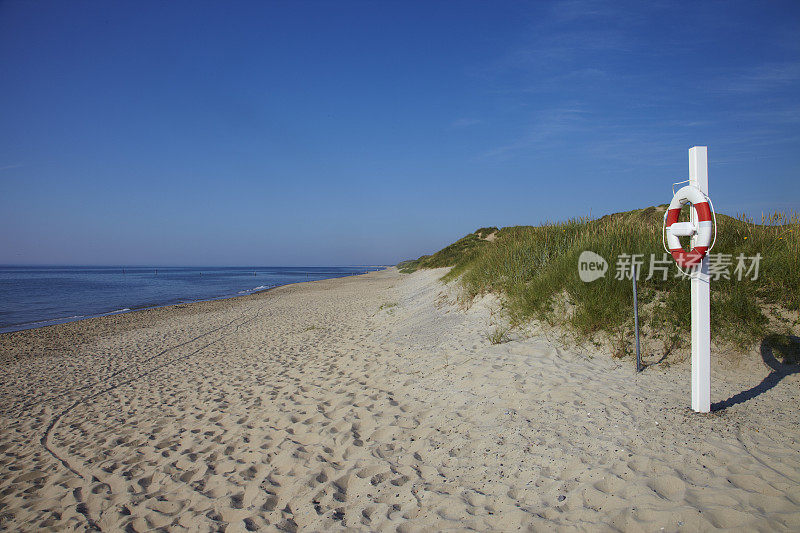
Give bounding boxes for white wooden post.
[689,146,711,413]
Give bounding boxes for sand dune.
[1,267,798,531]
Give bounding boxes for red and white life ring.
[665,185,713,268]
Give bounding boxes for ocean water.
[0,266,383,333]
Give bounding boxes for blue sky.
[1,1,798,265]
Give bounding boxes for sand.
[1,267,798,531]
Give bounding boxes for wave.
[237,285,271,294]
[1,267,375,334]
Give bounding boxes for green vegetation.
[398,208,799,354]
[397,257,429,273]
[764,333,800,365]
[485,326,511,345]
[398,227,498,273]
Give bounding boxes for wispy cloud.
[498,28,628,72]
[735,103,800,125]
[468,0,800,173]
[715,61,800,93]
[547,0,606,22]
[450,118,482,128]
[481,106,589,159]
[545,0,658,30]
[495,68,609,96]
[0,164,23,172]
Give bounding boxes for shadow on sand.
[712,335,800,412]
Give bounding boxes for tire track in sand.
[40,303,266,531]
[17,310,248,414]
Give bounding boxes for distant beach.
[1,267,798,530]
[0,266,383,333]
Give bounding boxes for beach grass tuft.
[485,326,511,345]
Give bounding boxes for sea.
[0,266,384,334]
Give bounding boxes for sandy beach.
[1,267,798,531]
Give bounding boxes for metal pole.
[632,263,642,372]
[689,146,711,412]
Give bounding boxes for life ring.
[665,185,713,268]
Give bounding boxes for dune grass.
[399,227,499,273]
[485,326,511,345]
[399,207,799,353]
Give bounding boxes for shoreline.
[0,285,280,336]
[0,270,382,365]
[0,267,384,336]
[1,267,798,530]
